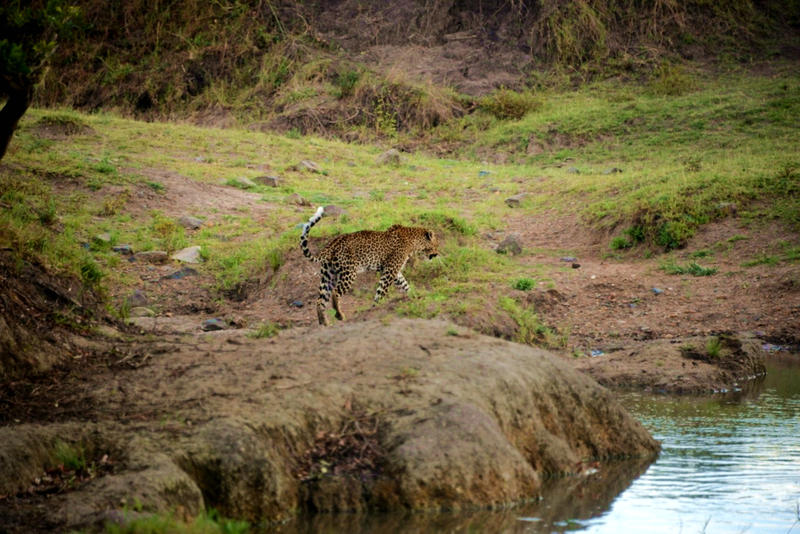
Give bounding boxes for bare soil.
[0,319,658,531]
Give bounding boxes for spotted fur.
[300,207,439,325]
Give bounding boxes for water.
[585,356,800,534]
[274,357,800,533]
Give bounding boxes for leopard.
[300,206,439,325]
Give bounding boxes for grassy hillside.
[31,0,800,139]
[3,66,798,342]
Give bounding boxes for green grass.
[2,66,797,338]
[706,337,722,359]
[53,440,87,472]
[512,277,536,291]
[435,67,800,249]
[661,261,718,276]
[104,509,249,534]
[249,321,281,339]
[498,296,565,349]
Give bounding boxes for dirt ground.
[84,168,798,394]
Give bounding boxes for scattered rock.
[126,290,148,307]
[504,193,528,208]
[376,149,401,166]
[201,318,227,331]
[496,235,522,255]
[256,175,280,187]
[652,287,664,295]
[478,170,491,177]
[560,256,577,263]
[567,167,580,174]
[286,193,311,207]
[295,160,323,173]
[171,246,203,264]
[602,167,623,174]
[233,177,257,189]
[130,307,156,318]
[135,251,169,264]
[572,263,581,269]
[178,216,204,230]
[590,349,605,357]
[290,300,304,308]
[323,205,345,218]
[162,267,198,280]
[112,244,133,255]
[94,233,112,244]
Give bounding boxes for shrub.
[648,64,697,97]
[479,88,541,120]
[610,236,632,250]
[513,277,535,291]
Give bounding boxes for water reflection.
[268,357,800,533]
[271,458,651,534]
[589,357,800,533]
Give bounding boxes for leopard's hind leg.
[332,269,354,321]
[316,263,336,325]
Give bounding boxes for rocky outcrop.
[573,334,767,394]
[0,319,659,530]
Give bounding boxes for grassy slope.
[2,66,798,341]
[441,66,800,247]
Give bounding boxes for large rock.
[0,319,659,528]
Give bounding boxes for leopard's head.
[421,229,439,260]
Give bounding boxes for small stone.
[135,250,169,264]
[323,205,345,218]
[376,149,401,166]
[162,266,198,280]
[113,244,133,255]
[286,193,310,207]
[171,245,203,263]
[178,216,204,230]
[256,175,280,187]
[651,287,664,295]
[602,167,623,174]
[202,318,227,331]
[295,160,322,173]
[567,167,580,174]
[129,307,156,318]
[590,349,604,357]
[126,289,148,307]
[290,300,304,308]
[560,256,577,262]
[572,263,581,269]
[94,233,112,244]
[478,170,491,177]
[505,193,528,208]
[233,177,257,188]
[496,235,522,255]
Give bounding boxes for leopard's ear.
[387,224,401,232]
[424,230,434,241]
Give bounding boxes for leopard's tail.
[300,206,325,262]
